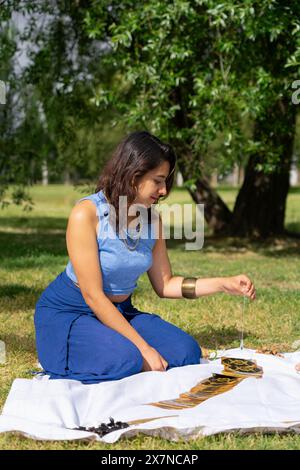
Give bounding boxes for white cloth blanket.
[1,348,300,443]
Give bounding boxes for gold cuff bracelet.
[181,277,197,299]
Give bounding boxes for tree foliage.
[85,1,299,163]
[85,0,300,236]
[0,0,123,208]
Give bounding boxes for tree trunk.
[42,159,49,185]
[231,99,296,237]
[171,89,296,238]
[210,171,218,187]
[177,159,232,235]
[63,168,71,185]
[171,87,233,235]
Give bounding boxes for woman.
[34,131,256,384]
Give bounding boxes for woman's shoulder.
[68,199,98,227]
[72,191,105,213]
[75,191,104,206]
[68,191,110,233]
[66,199,99,245]
[68,192,100,224]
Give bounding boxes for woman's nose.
[159,183,167,196]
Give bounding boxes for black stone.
[74,417,130,437]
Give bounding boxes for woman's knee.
[170,333,202,367]
[116,341,144,376]
[132,314,202,367]
[187,335,202,361]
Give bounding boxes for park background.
[0,0,300,450]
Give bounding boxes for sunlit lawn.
[0,184,300,450]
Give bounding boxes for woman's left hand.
[222,274,256,300]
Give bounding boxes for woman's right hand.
[141,346,168,372]
[222,274,256,300]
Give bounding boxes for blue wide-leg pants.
[34,271,202,384]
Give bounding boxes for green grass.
[0,184,300,450]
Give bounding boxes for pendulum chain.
[240,295,247,350]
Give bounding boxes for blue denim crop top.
[65,190,157,295]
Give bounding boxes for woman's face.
[134,161,170,208]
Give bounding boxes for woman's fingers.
[141,350,168,372]
[161,356,168,371]
[239,276,254,294]
[239,276,250,292]
[241,274,251,285]
[237,275,256,300]
[247,285,255,298]
[243,285,256,300]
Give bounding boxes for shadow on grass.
[1,217,299,264]
[167,236,300,258]
[0,284,39,299]
[0,218,68,269]
[1,332,36,354]
[286,222,300,233]
[0,284,44,312]
[0,216,67,231]
[191,326,256,349]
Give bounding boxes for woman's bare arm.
[148,214,256,300]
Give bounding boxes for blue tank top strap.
[96,190,111,219]
[76,191,110,221]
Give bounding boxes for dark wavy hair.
[96,131,177,230]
